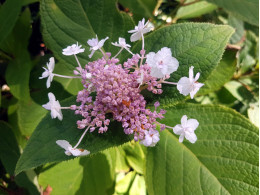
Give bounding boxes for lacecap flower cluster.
[40,19,204,156]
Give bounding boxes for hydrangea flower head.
[146,47,179,78]
[177,66,204,99]
[128,18,152,42]
[62,42,85,56]
[56,140,90,156]
[40,18,203,155]
[39,57,55,88]
[42,92,63,120]
[173,115,199,143]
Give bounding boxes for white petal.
[146,52,156,67]
[88,50,95,58]
[56,140,71,150]
[177,77,192,96]
[181,115,188,126]
[78,150,90,156]
[190,83,204,99]
[179,134,185,143]
[42,102,51,110]
[189,66,194,80]
[185,132,197,143]
[166,57,179,74]
[194,72,200,81]
[48,57,55,72]
[173,124,183,135]
[130,32,142,42]
[98,37,109,48]
[48,92,56,103]
[186,119,199,131]
[150,67,165,78]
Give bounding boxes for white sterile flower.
[39,57,55,88]
[137,71,144,85]
[42,92,63,120]
[128,18,152,42]
[173,115,199,143]
[146,47,179,78]
[56,140,90,156]
[112,37,131,50]
[62,42,85,56]
[85,73,92,79]
[177,66,204,99]
[87,35,109,58]
[140,129,160,147]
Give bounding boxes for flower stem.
[99,48,109,60]
[73,126,90,149]
[74,54,82,70]
[60,107,71,109]
[53,74,81,79]
[162,81,177,85]
[114,48,123,58]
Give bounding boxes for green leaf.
[0,121,20,174]
[138,23,234,104]
[228,15,245,44]
[115,171,136,194]
[123,142,145,174]
[0,121,40,194]
[224,80,254,103]
[8,98,47,137]
[206,0,259,26]
[129,175,146,195]
[118,0,157,22]
[3,8,32,101]
[39,152,115,195]
[175,0,217,20]
[38,158,84,195]
[0,0,22,45]
[248,104,259,127]
[198,50,237,95]
[15,96,131,175]
[145,104,258,194]
[40,0,134,92]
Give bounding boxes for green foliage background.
[0,0,258,194]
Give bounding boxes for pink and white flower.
[177,66,204,99]
[146,47,179,78]
[62,42,85,56]
[42,92,63,120]
[56,140,90,156]
[140,129,160,147]
[39,57,55,88]
[173,115,199,143]
[87,35,109,58]
[128,18,152,42]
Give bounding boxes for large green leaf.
[206,0,259,26]
[118,0,157,22]
[8,99,47,137]
[0,122,40,195]
[175,0,217,20]
[198,50,237,95]
[2,9,32,101]
[38,152,115,195]
[0,0,22,45]
[137,23,234,103]
[40,0,134,94]
[145,104,258,194]
[15,96,131,175]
